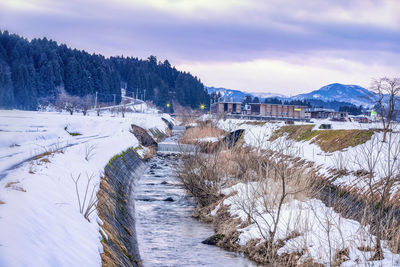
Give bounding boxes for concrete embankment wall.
[97,148,146,267]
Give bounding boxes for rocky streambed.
[134,153,256,266]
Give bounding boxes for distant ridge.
[206,87,285,102]
[292,83,375,107]
[207,83,376,108]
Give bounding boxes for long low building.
[211,101,306,120]
[306,108,348,121]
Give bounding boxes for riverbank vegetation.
[179,121,226,145]
[178,120,400,266]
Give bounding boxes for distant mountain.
[207,87,250,102]
[250,92,287,99]
[292,83,375,107]
[206,87,285,102]
[207,83,377,111]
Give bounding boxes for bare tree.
[354,130,400,259]
[373,129,400,259]
[55,90,80,115]
[80,95,93,116]
[119,104,127,118]
[370,77,400,142]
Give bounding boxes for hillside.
[0,31,209,110]
[293,83,375,107]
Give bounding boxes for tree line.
[0,30,209,110]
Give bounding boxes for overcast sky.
[1,0,399,95]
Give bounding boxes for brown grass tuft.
[40,158,51,163]
[5,181,26,192]
[33,151,52,160]
[180,125,226,144]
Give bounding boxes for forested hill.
[0,31,209,110]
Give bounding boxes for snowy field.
[0,109,169,266]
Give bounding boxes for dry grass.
[40,158,51,163]
[239,121,266,126]
[270,125,374,152]
[33,151,52,160]
[180,125,226,144]
[5,181,26,192]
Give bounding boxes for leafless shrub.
[84,144,96,161]
[34,139,65,160]
[353,128,400,259]
[79,95,94,116]
[71,173,99,221]
[331,152,349,175]
[119,104,127,118]
[178,151,223,207]
[178,135,313,261]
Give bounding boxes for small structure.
[319,124,332,129]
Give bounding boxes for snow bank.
[212,118,400,265]
[0,110,167,266]
[216,182,400,266]
[216,118,399,194]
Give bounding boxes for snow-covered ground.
[212,182,400,266]
[0,110,169,266]
[209,118,400,266]
[217,118,400,196]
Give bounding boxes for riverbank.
[97,148,145,266]
[177,120,400,266]
[0,110,169,266]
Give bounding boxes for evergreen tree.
[0,30,209,110]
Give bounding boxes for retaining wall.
[98,148,146,267]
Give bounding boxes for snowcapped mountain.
[207,83,376,108]
[292,83,375,107]
[207,87,286,102]
[250,92,287,99]
[206,87,251,102]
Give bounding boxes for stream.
[134,147,257,266]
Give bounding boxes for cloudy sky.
[1,0,399,95]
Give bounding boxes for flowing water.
[135,151,257,267]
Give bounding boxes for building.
[211,100,306,120]
[211,101,242,114]
[306,108,348,121]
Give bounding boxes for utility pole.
[113,94,116,106]
[95,91,98,108]
[136,88,139,100]
[144,89,146,102]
